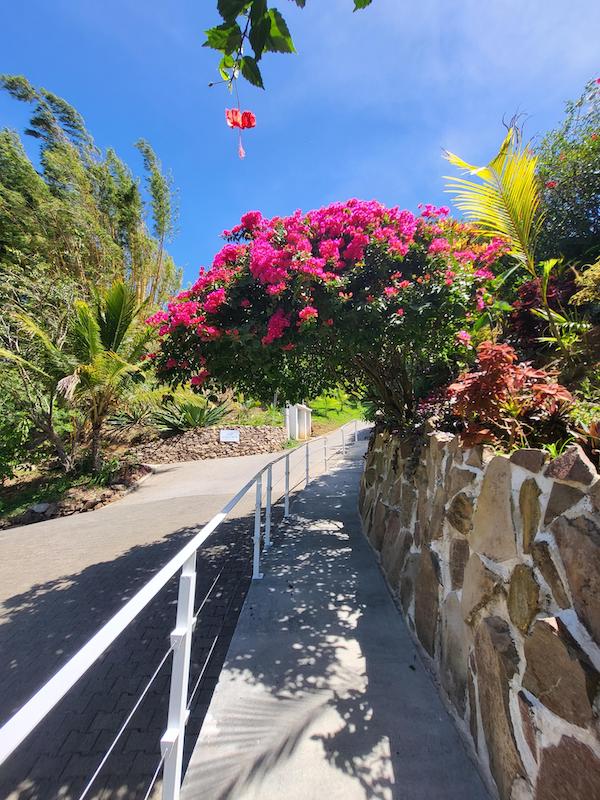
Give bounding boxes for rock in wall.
[359,429,600,800]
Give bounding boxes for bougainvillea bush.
[149,200,510,422]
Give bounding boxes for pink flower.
[165,358,178,369]
[398,280,411,289]
[455,330,472,348]
[203,287,226,314]
[325,318,334,326]
[384,286,399,297]
[240,299,251,308]
[281,343,295,351]
[428,238,450,255]
[298,306,318,322]
[191,370,209,386]
[396,308,404,316]
[262,308,290,345]
[545,180,557,189]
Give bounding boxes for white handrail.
[0,419,368,789]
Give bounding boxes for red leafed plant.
[447,341,574,447]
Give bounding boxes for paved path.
[0,424,369,800]
[181,441,489,800]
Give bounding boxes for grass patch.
[0,470,89,519]
[309,393,366,436]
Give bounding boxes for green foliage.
[536,79,600,262]
[0,281,152,472]
[572,257,600,305]
[153,398,230,435]
[0,75,182,307]
[206,1,373,87]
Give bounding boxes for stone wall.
[359,428,600,800]
[133,425,287,464]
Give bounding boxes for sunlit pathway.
[0,425,367,800]
[181,441,488,800]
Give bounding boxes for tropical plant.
[153,398,230,435]
[536,79,600,262]
[447,341,573,448]
[149,201,508,423]
[0,281,152,472]
[444,129,570,357]
[206,0,373,89]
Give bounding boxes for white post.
[305,442,309,487]
[252,475,263,580]
[265,465,272,549]
[284,454,290,518]
[354,419,358,443]
[161,553,197,800]
[342,427,346,455]
[323,437,328,472]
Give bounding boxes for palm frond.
[0,346,51,379]
[72,300,102,364]
[97,280,140,352]
[444,128,544,275]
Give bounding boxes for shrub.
[153,398,229,435]
[150,200,508,423]
[447,341,573,448]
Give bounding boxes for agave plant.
[153,398,230,435]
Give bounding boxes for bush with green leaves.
[536,79,600,262]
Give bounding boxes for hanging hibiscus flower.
[225,109,256,159]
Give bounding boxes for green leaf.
[218,54,235,81]
[250,0,267,23]
[217,0,249,22]
[265,8,296,54]
[240,56,264,88]
[353,0,373,8]
[203,22,242,54]
[249,12,270,61]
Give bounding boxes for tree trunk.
[91,424,103,474]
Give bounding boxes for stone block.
[544,444,596,486]
[446,466,476,498]
[510,448,547,473]
[414,548,440,656]
[471,456,517,561]
[551,514,600,643]
[523,619,597,727]
[473,616,524,800]
[517,692,537,762]
[535,736,600,800]
[440,592,470,714]
[399,553,420,613]
[543,483,584,526]
[461,553,503,624]
[369,498,388,551]
[518,478,541,553]
[507,565,539,634]
[447,492,474,535]
[449,537,470,590]
[531,540,570,609]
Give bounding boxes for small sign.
[219,429,240,443]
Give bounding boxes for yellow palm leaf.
[444,128,544,276]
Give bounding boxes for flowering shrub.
[447,342,573,447]
[150,200,509,421]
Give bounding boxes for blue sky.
[1,0,599,287]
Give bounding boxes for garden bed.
[0,462,152,530]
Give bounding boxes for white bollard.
[265,465,272,549]
[284,453,290,518]
[252,475,263,580]
[305,443,310,487]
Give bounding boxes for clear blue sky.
[1,0,599,287]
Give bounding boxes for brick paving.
[0,507,278,800]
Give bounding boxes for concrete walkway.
[181,441,489,800]
[0,424,369,800]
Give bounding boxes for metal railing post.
[323,437,328,472]
[305,442,310,487]
[354,419,358,443]
[342,426,346,455]
[265,465,272,549]
[252,475,263,580]
[161,552,197,800]
[284,453,290,518]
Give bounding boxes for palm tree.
[444,128,566,353]
[1,281,151,473]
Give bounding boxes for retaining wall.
[359,428,600,800]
